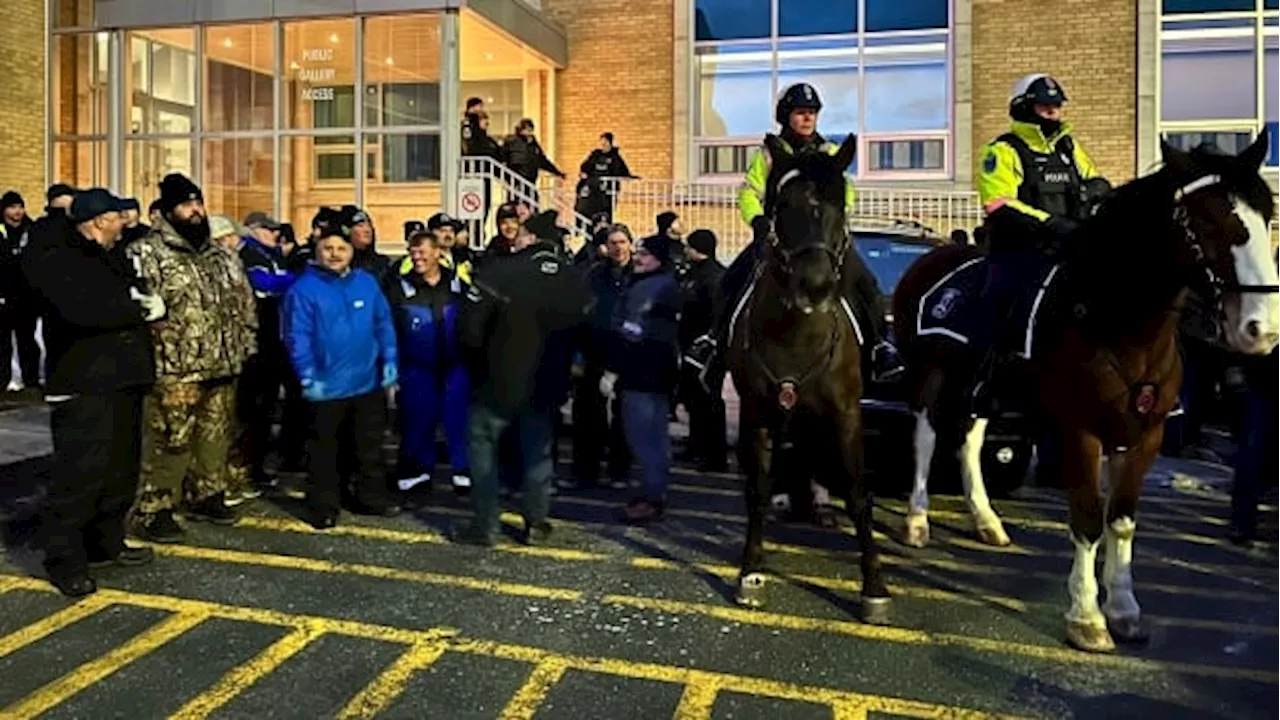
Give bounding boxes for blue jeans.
[621,391,672,502]
[466,403,554,537]
[1231,377,1277,533]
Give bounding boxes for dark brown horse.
[891,131,1277,652]
[726,134,891,625]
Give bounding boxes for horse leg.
[1060,428,1113,653]
[736,424,774,608]
[959,417,1011,546]
[902,409,936,547]
[1101,427,1161,644]
[839,410,890,625]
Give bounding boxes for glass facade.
[1159,1,1279,169]
[693,0,951,179]
[49,8,557,240]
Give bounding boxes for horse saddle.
[916,256,1061,359]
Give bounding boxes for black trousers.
[239,350,308,477]
[680,365,727,465]
[308,390,389,514]
[0,302,41,387]
[571,365,631,483]
[39,389,145,578]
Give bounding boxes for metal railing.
[458,156,594,245]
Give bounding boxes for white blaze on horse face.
[1065,534,1106,628]
[1227,197,1280,355]
[1101,516,1140,623]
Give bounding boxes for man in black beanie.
[1,188,38,394]
[677,229,727,471]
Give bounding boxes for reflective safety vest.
[977,120,1099,223]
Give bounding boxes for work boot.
[520,519,553,546]
[870,341,906,384]
[186,493,239,526]
[133,509,185,544]
[48,572,97,598]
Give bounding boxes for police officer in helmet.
[971,72,1110,413]
[685,82,905,385]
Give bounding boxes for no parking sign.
[457,178,485,220]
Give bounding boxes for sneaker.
[449,523,496,548]
[451,474,472,496]
[48,572,96,598]
[621,497,664,523]
[185,493,239,526]
[870,342,906,384]
[396,473,431,492]
[89,545,155,569]
[521,520,553,546]
[134,510,185,544]
[224,488,263,507]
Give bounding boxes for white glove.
[598,371,618,400]
[130,287,167,322]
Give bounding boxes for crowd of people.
[2,169,728,598]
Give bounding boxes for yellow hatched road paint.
[499,658,570,719]
[169,623,328,719]
[229,515,1277,606]
[672,681,720,719]
[336,641,449,719]
[0,611,209,719]
[0,594,114,659]
[0,576,1032,720]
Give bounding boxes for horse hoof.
[735,573,768,609]
[860,596,892,626]
[1065,621,1116,653]
[902,513,930,548]
[975,522,1011,547]
[1107,616,1150,645]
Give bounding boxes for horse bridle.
[1172,173,1280,341]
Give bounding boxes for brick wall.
[542,0,675,186]
[970,0,1138,183]
[0,0,47,200]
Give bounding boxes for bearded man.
[125,173,258,543]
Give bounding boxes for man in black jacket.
[1,189,38,394]
[677,229,727,471]
[22,188,165,597]
[501,119,566,206]
[454,210,591,546]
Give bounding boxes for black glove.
[751,216,771,243]
[1045,216,1079,239]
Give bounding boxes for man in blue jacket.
[387,229,471,499]
[282,221,400,529]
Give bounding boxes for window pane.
[695,0,770,41]
[779,0,856,37]
[203,138,274,225]
[125,139,195,207]
[865,0,948,32]
[364,15,441,127]
[1267,43,1278,167]
[777,38,860,135]
[696,42,774,138]
[460,79,524,135]
[1161,31,1257,121]
[863,38,948,131]
[869,139,945,170]
[53,0,93,28]
[54,141,108,188]
[369,132,441,183]
[1162,0,1256,12]
[1164,131,1253,153]
[205,24,275,132]
[53,33,109,136]
[284,18,356,131]
[127,29,197,136]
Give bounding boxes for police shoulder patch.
[982,152,998,174]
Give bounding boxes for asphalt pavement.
[0,404,1275,720]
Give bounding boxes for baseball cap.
[427,212,462,231]
[46,183,76,204]
[496,204,519,222]
[119,197,141,212]
[209,215,240,239]
[243,211,282,231]
[69,188,127,224]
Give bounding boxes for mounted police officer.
[684,83,905,385]
[971,72,1111,413]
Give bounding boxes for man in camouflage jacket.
[125,173,258,543]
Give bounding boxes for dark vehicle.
[852,221,1035,498]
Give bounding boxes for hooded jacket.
[607,268,683,394]
[283,264,398,402]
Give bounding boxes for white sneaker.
[451,474,472,490]
[397,473,431,491]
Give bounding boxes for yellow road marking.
[1,611,208,719]
[500,658,569,719]
[601,595,1277,684]
[169,623,327,719]
[672,680,720,719]
[0,594,113,659]
[228,515,1276,618]
[151,543,583,602]
[336,641,449,719]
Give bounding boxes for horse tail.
[891,243,984,354]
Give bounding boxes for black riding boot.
[843,246,905,383]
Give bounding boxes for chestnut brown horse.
[891,131,1277,652]
[726,133,891,625]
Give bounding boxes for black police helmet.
[1009,73,1068,115]
[775,83,823,126]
